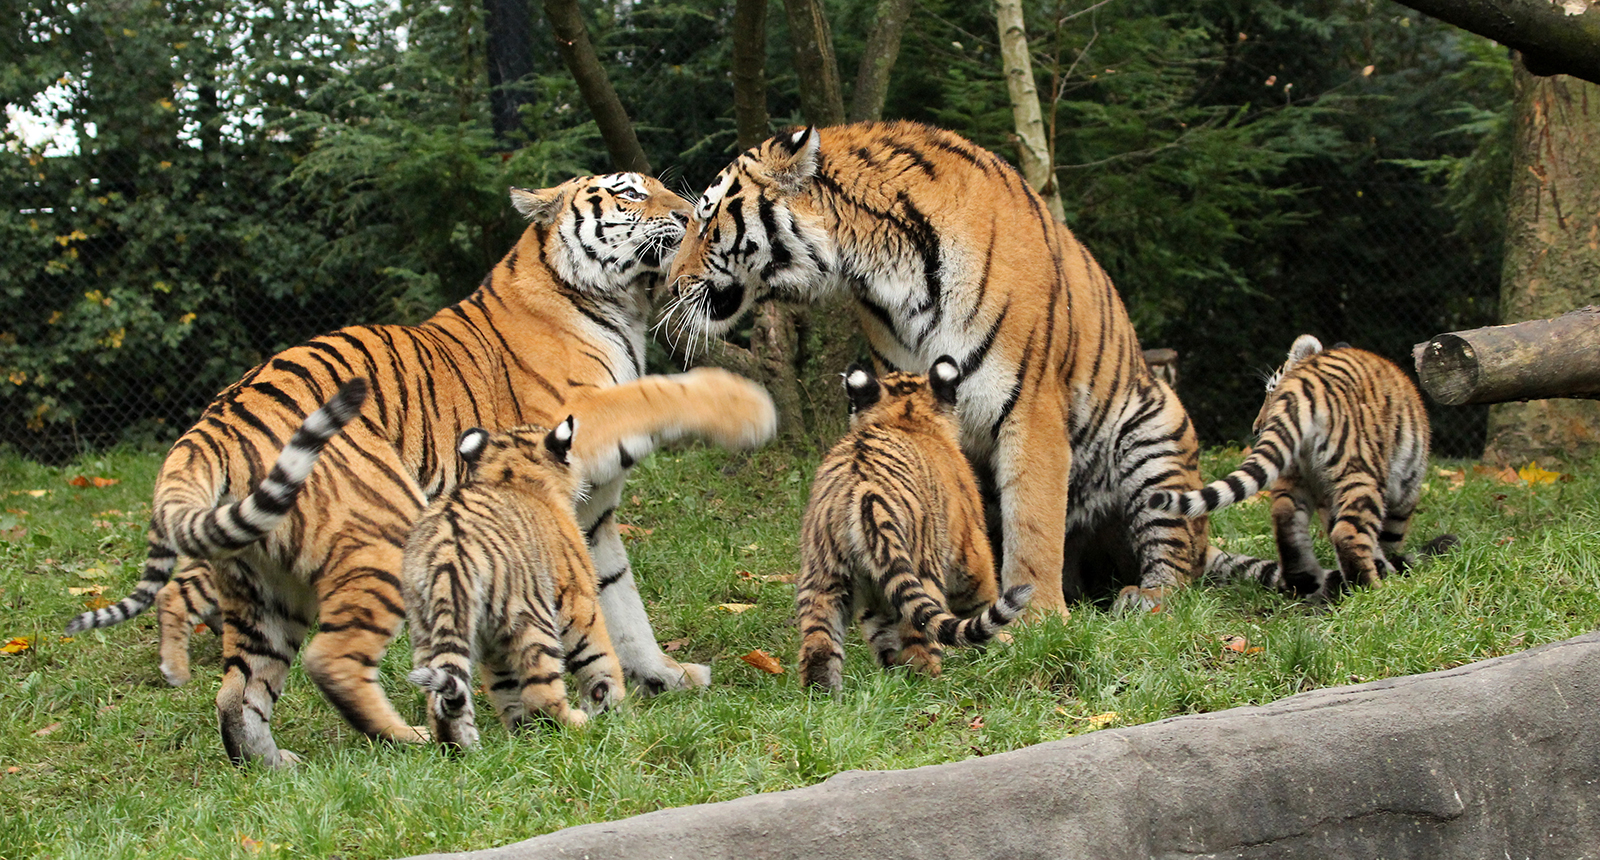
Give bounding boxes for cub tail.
[1146,416,1300,518]
[407,666,472,722]
[64,378,369,635]
[926,584,1034,647]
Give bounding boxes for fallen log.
[1412,306,1600,406]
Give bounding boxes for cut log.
[1412,306,1600,406]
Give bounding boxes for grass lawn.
[1,440,1597,859]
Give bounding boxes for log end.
[1416,334,1479,407]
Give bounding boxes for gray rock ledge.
[400,630,1600,860]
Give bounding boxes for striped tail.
[407,666,472,722]
[1146,424,1298,518]
[64,378,369,635]
[926,585,1034,647]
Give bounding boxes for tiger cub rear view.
[405,369,776,750]
[1148,335,1430,600]
[798,357,1032,690]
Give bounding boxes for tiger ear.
[767,126,820,192]
[510,186,563,226]
[843,363,880,415]
[929,356,961,406]
[544,415,576,464]
[1289,334,1323,363]
[458,428,490,464]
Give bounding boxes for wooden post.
[1412,307,1600,406]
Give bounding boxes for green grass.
[2,443,1598,859]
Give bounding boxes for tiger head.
[842,356,962,430]
[661,127,837,346]
[510,173,691,295]
[456,418,581,498]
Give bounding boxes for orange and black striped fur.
[798,358,1032,690]
[64,174,711,767]
[405,368,775,749]
[665,121,1249,615]
[1147,335,1431,599]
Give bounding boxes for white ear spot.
[791,129,808,145]
[846,369,872,390]
[555,418,574,444]
[933,361,959,382]
[458,429,488,459]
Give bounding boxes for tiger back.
[665,120,1243,616]
[798,357,1032,691]
[1148,335,1431,598]
[63,174,708,768]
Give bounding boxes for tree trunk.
[483,0,537,147]
[847,0,913,123]
[781,0,846,127]
[732,0,771,151]
[1414,308,1600,405]
[995,0,1065,222]
[1483,57,1600,464]
[1389,0,1600,86]
[543,0,650,173]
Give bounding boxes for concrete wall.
[400,631,1600,860]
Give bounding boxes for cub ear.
[544,415,577,464]
[1288,334,1324,362]
[766,126,820,193]
[458,428,490,464]
[929,356,961,406]
[510,186,563,226]
[843,363,880,415]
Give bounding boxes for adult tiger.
[66,173,711,767]
[663,121,1258,616]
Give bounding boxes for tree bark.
[1414,308,1600,405]
[483,0,537,147]
[1390,0,1600,86]
[543,0,650,173]
[731,0,771,151]
[995,0,1065,222]
[1483,57,1600,463]
[781,0,846,127]
[848,0,913,123]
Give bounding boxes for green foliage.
[2,442,1597,858]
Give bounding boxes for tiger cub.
[404,420,622,748]
[405,368,777,749]
[798,357,1033,690]
[1147,335,1430,599]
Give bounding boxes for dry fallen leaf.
[739,649,784,674]
[33,721,61,737]
[82,596,112,610]
[1518,462,1563,485]
[1222,635,1249,653]
[1,637,32,655]
[77,567,108,580]
[615,523,654,539]
[67,475,119,488]
[716,603,756,614]
[1083,712,1118,729]
[1473,463,1521,485]
[67,585,107,596]
[239,835,264,854]
[736,570,754,580]
[1434,467,1466,492]
[1495,536,1516,547]
[5,766,19,774]
[760,573,796,584]
[967,715,985,730]
[661,638,689,653]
